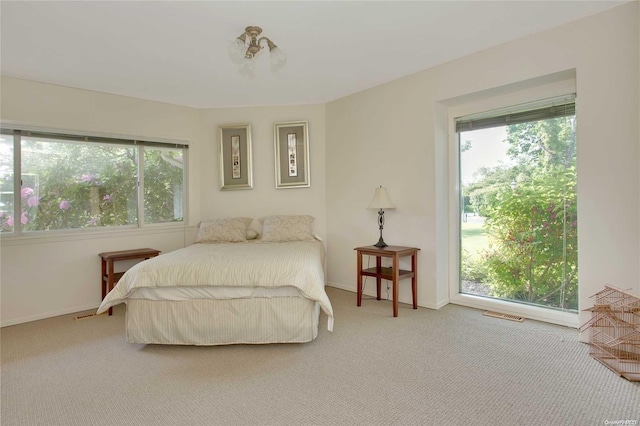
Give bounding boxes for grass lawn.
[461,222,488,258]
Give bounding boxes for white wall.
[0,77,327,326]
[325,2,640,327]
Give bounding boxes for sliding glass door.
[457,96,577,312]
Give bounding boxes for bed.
[96,215,334,345]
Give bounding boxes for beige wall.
[0,77,326,326]
[198,105,327,237]
[325,2,639,326]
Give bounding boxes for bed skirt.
[125,297,320,345]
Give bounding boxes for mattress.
[128,285,303,301]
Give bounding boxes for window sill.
[449,292,579,328]
[0,224,196,247]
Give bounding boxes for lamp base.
[374,210,388,248]
[374,237,388,248]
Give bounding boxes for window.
[0,134,14,232]
[456,95,577,313]
[0,128,187,234]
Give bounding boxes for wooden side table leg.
[101,258,107,301]
[376,256,382,301]
[412,253,418,309]
[107,259,114,316]
[392,254,399,317]
[357,251,363,307]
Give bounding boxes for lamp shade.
[269,46,287,72]
[367,187,395,210]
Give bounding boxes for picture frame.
[274,121,310,189]
[218,124,253,190]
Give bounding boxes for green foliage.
[0,138,183,232]
[143,149,184,224]
[463,115,578,310]
[461,195,474,214]
[507,118,576,170]
[460,248,489,283]
[465,166,516,216]
[482,169,577,309]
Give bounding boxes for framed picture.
[218,124,253,190]
[274,121,310,189]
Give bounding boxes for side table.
[99,248,161,315]
[354,245,420,317]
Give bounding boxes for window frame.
[446,81,580,328]
[0,124,189,238]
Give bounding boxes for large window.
[456,95,577,312]
[0,128,187,234]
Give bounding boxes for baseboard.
[1,303,100,328]
[431,299,450,310]
[326,282,448,310]
[326,281,354,293]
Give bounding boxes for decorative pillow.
[246,218,262,240]
[195,217,253,243]
[260,215,315,242]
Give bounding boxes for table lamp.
[367,186,395,248]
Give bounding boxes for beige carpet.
[1,287,638,426]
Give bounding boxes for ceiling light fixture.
[228,26,287,77]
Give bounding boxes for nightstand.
[354,245,420,317]
[99,248,161,315]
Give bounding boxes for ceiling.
[0,1,629,109]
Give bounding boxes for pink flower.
[20,211,28,225]
[59,200,70,210]
[6,216,14,227]
[21,187,34,199]
[103,194,111,201]
[27,196,39,207]
[80,174,99,184]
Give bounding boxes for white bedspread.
[97,241,334,330]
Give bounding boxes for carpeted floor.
[1,287,638,426]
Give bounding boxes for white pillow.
[260,215,315,242]
[196,217,253,243]
[246,218,262,240]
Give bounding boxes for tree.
[482,168,577,309]
[0,137,183,232]
[464,115,578,310]
[465,165,517,217]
